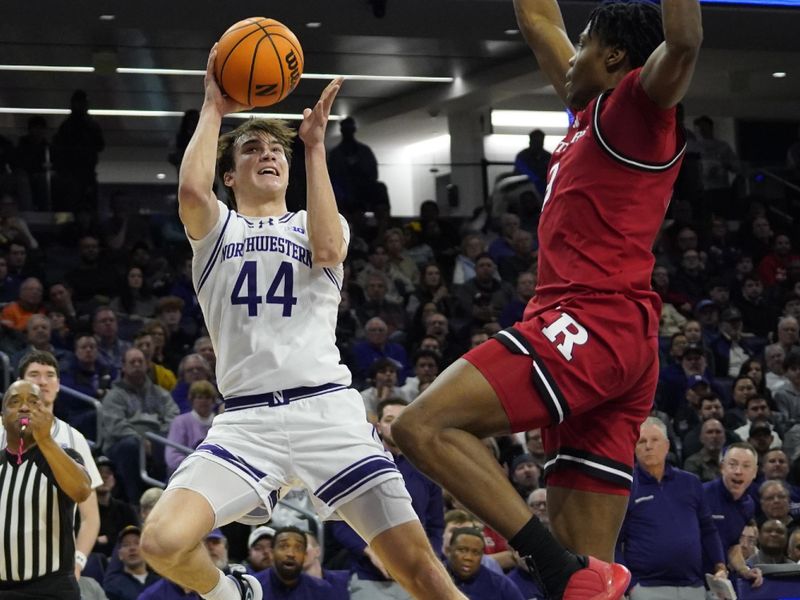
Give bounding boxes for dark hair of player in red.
[585,0,665,69]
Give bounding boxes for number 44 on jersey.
[230,260,298,317]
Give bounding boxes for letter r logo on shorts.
[541,312,588,361]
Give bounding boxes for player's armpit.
[513,0,574,107]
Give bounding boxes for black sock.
[509,516,587,599]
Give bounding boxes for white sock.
[201,569,238,600]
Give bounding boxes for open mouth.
[257,167,279,177]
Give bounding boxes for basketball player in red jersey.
[393,1,702,599]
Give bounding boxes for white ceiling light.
[0,64,453,83]
[0,107,343,120]
[117,67,204,76]
[0,65,94,73]
[306,22,322,28]
[504,29,519,35]
[156,173,166,180]
[99,14,115,21]
[772,71,787,78]
[491,110,570,129]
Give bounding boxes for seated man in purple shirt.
[254,527,342,599]
[617,417,727,599]
[703,442,764,588]
[446,528,524,600]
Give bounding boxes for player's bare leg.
[393,359,537,537]
[393,358,628,599]
[547,487,628,563]
[368,520,469,600]
[141,488,261,599]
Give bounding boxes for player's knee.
[392,408,426,456]
[140,516,188,566]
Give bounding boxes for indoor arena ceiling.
[1,0,799,150]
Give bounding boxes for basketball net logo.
[541,312,588,361]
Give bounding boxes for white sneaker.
[228,572,263,600]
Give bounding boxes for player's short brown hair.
[217,119,297,210]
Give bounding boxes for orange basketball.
[214,17,304,108]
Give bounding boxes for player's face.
[230,134,289,198]
[448,534,484,580]
[565,27,612,110]
[21,362,59,410]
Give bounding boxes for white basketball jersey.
[189,201,351,399]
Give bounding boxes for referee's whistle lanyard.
[17,417,30,465]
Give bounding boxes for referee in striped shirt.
[0,380,92,599]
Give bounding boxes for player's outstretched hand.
[298,77,343,149]
[204,44,253,116]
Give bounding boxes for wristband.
[75,550,87,571]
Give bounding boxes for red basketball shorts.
[463,293,658,495]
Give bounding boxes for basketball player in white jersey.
[8,350,102,580]
[139,45,467,600]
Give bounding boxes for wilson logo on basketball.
[255,84,279,97]
[285,50,301,89]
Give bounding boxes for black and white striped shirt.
[0,445,84,588]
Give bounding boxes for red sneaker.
[562,557,630,600]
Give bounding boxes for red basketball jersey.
[527,67,685,336]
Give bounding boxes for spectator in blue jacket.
[703,442,764,588]
[102,525,160,600]
[253,526,341,599]
[445,527,524,600]
[332,398,444,598]
[617,417,727,599]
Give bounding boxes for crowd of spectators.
[1,110,800,598]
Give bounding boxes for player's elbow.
[311,241,346,268]
[312,249,344,268]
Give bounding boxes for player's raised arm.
[179,45,252,240]
[640,0,703,108]
[299,78,348,268]
[513,0,576,107]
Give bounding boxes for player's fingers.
[206,45,218,74]
[303,107,313,119]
